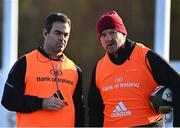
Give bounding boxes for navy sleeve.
[73,66,85,126]
[1,56,43,113]
[146,50,180,127]
[88,64,104,127]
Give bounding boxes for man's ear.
[43,28,48,37]
[123,34,127,40]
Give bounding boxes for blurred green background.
[0,0,180,125]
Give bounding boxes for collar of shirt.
[37,46,64,62]
[108,38,136,65]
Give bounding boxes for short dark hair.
[44,12,71,33]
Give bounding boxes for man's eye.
[64,33,69,37]
[55,32,62,35]
[100,33,106,37]
[109,31,116,35]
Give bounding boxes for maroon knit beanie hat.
[96,10,127,38]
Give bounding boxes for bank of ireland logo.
[50,69,62,76]
[111,101,132,118]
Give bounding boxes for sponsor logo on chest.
[111,101,132,118]
[102,77,140,92]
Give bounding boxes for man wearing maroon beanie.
[88,10,180,127]
[96,11,127,37]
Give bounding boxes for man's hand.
[42,97,68,110]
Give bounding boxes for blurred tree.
[171,0,180,60]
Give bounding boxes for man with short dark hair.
[1,12,84,127]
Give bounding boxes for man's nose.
[105,34,112,41]
[58,34,65,41]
